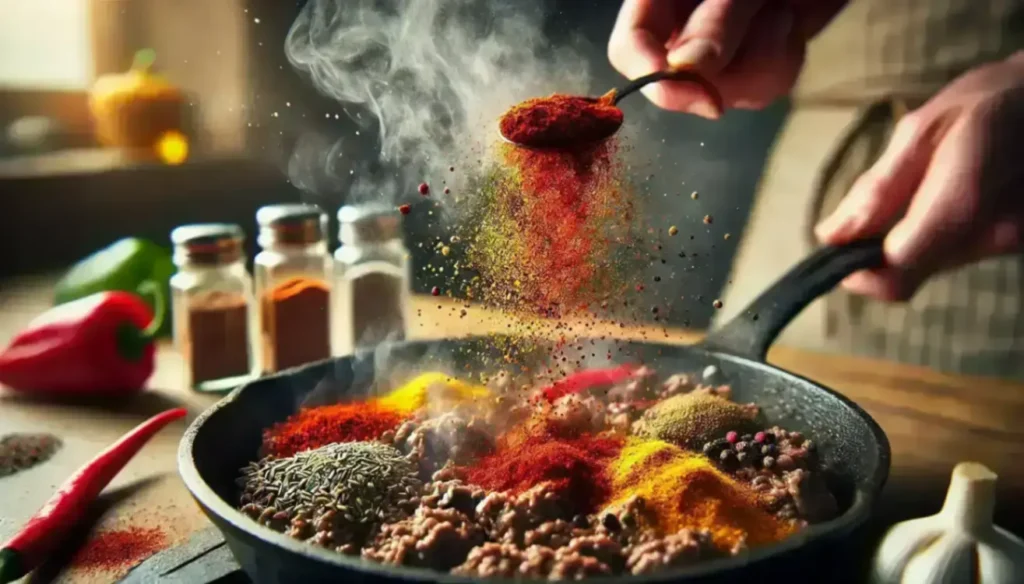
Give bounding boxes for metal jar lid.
[337,204,401,245]
[171,223,245,265]
[256,203,328,247]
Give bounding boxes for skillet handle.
[699,239,886,361]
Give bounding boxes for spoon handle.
[612,68,723,115]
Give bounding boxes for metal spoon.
[499,68,721,148]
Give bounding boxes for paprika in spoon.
[499,68,721,148]
[0,281,165,396]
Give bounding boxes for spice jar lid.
[171,223,245,265]
[338,204,401,245]
[256,203,328,247]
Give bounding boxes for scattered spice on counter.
[0,433,62,478]
[262,402,404,458]
[71,527,167,572]
[607,439,794,549]
[185,291,250,385]
[0,409,186,584]
[498,94,624,148]
[378,372,490,416]
[633,393,760,449]
[463,431,623,514]
[261,277,331,373]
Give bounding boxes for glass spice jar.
[254,203,332,373]
[170,223,255,392]
[332,204,410,356]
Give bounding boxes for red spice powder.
[499,94,624,148]
[502,140,634,315]
[463,430,624,514]
[72,527,166,571]
[540,364,636,402]
[262,402,404,458]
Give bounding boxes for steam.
[285,0,594,208]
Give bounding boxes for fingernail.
[690,100,721,119]
[815,211,854,242]
[667,39,719,69]
[885,224,916,265]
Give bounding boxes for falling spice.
[463,430,623,514]
[185,291,250,385]
[262,401,404,458]
[461,139,638,316]
[261,277,331,372]
[668,226,679,236]
[607,439,793,548]
[71,526,167,572]
[398,204,411,215]
[0,433,62,477]
[703,215,713,225]
[418,183,430,196]
[498,94,624,148]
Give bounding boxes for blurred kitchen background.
[0,0,788,328]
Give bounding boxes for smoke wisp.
[285,0,595,208]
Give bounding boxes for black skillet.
[179,239,891,584]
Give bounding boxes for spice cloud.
[285,0,647,323]
[284,0,593,208]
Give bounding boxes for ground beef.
[454,544,613,579]
[362,506,487,570]
[388,412,496,478]
[239,367,841,580]
[624,529,717,575]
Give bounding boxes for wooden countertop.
[1,276,1023,583]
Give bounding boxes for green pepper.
[54,238,175,337]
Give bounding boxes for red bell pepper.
[0,281,164,395]
[540,364,637,402]
[0,407,187,584]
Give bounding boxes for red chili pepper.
[0,281,164,395]
[0,408,186,584]
[540,364,637,402]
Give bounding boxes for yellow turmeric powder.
[378,372,490,415]
[608,438,794,550]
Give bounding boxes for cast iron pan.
[179,239,891,584]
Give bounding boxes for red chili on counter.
[0,408,186,584]
[0,282,165,395]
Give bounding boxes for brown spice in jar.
[348,272,406,348]
[186,291,250,385]
[261,277,331,372]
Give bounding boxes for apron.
[716,0,1024,380]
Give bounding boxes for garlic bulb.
[871,462,1024,584]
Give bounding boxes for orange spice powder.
[608,439,794,550]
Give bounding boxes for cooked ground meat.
[239,367,841,580]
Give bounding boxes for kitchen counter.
[2,275,1023,583]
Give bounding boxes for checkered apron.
[717,0,1024,380]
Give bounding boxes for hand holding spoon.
[499,68,721,149]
